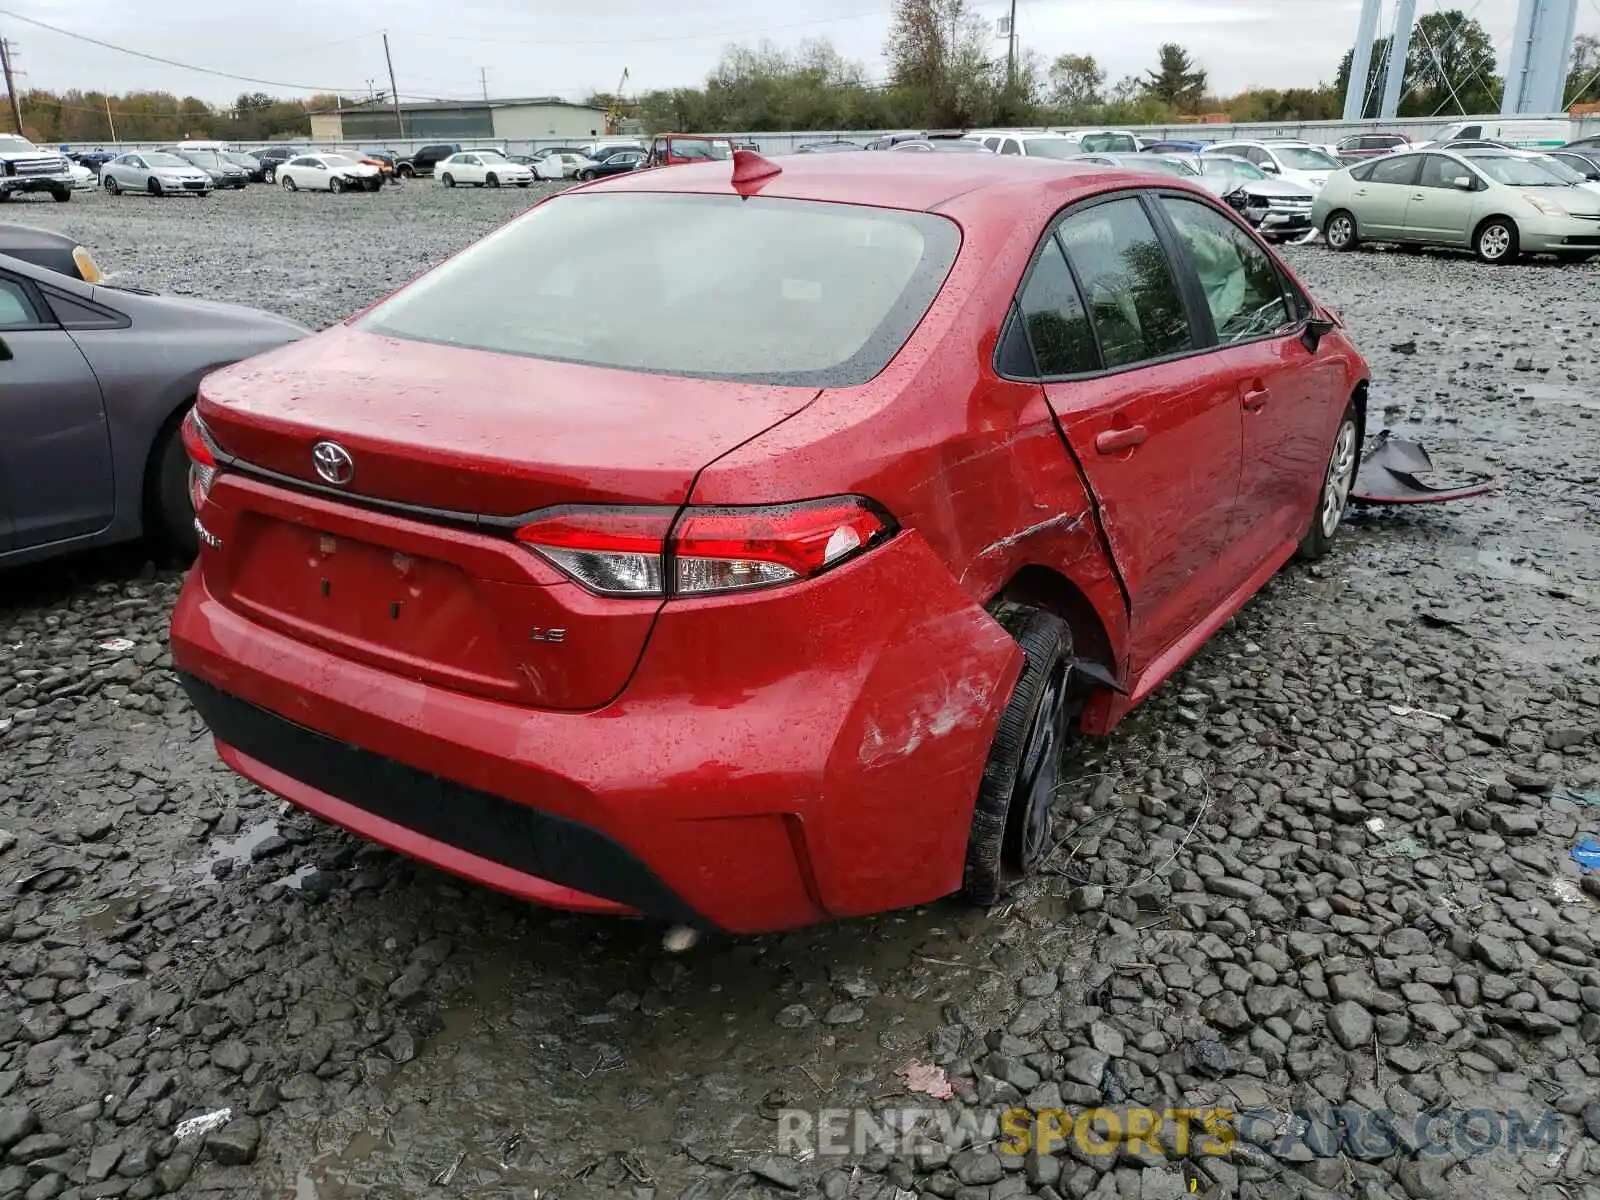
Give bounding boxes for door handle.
[1241,383,1269,411]
[1411,192,1426,200]
[1095,425,1148,454]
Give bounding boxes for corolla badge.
[311,441,355,486]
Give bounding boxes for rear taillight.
[515,498,894,598]
[181,408,220,512]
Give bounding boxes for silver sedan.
[101,152,215,198]
[1313,148,1600,263]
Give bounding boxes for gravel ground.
[2,184,1599,1200]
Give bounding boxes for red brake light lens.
[181,408,221,512]
[516,498,894,598]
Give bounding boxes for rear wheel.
[52,187,71,203]
[1298,400,1361,561]
[1475,218,1518,264]
[486,172,499,187]
[150,416,199,561]
[397,164,414,179]
[1325,210,1358,252]
[963,606,1076,906]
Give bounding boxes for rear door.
[0,270,113,549]
[1031,193,1244,671]
[1405,154,1478,245]
[1158,194,1340,559]
[1351,154,1421,237]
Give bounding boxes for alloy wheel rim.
[1482,226,1510,259]
[1330,216,1352,247]
[1321,421,1358,537]
[1016,662,1069,873]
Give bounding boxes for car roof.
[583,152,1172,213]
[0,222,78,252]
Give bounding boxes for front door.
[0,273,113,549]
[1354,154,1422,238]
[1404,154,1480,246]
[1032,195,1244,672]
[1158,195,1345,559]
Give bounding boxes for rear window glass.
[1081,133,1137,153]
[358,193,961,387]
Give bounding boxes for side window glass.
[983,137,1001,151]
[1459,125,1481,139]
[1015,237,1098,375]
[1369,156,1420,185]
[1056,197,1193,370]
[0,278,41,329]
[1160,198,1292,346]
[1417,155,1458,188]
[1000,139,1021,156]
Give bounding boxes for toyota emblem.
[311,441,355,486]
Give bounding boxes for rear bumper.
[171,531,1021,932]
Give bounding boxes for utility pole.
[1342,0,1382,121]
[0,38,21,135]
[104,93,117,142]
[1005,0,1017,91]
[480,67,489,102]
[383,32,405,138]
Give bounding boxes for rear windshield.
[1081,133,1137,153]
[358,193,961,387]
[1022,138,1078,159]
[667,139,731,161]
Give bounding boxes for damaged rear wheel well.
[989,566,1114,684]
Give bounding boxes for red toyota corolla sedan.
[171,151,1369,933]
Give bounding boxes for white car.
[1202,140,1345,192]
[438,150,534,188]
[965,131,1081,159]
[278,153,383,193]
[68,161,96,189]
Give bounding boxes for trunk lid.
[198,326,819,515]
[195,327,820,709]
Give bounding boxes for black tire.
[103,176,119,195]
[148,179,163,197]
[442,173,455,188]
[963,606,1075,906]
[1474,217,1518,264]
[0,191,11,203]
[329,177,344,194]
[1324,210,1359,252]
[194,191,207,200]
[1298,400,1361,561]
[150,417,199,561]
[486,172,499,188]
[397,164,414,178]
[52,188,72,203]
[281,176,297,192]
[577,169,596,181]
[264,166,276,183]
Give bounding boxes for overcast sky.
[6,0,1596,107]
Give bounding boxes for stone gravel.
[1,183,1599,1200]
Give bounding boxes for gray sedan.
[0,252,308,566]
[101,152,214,198]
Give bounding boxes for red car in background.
[642,133,736,168]
[171,151,1369,933]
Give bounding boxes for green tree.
[884,0,1001,128]
[1566,33,1600,107]
[1143,43,1207,113]
[1047,53,1105,118]
[1406,10,1498,115]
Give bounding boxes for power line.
[392,4,896,47]
[0,6,364,94]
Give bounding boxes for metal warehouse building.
[311,97,608,143]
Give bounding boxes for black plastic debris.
[1352,431,1499,505]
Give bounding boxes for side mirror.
[1452,176,1474,190]
[1259,160,1280,173]
[1301,315,1337,355]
